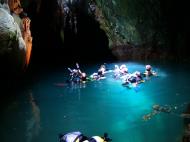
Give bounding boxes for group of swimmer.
[67,63,157,88]
[113,64,157,87]
[62,63,158,142]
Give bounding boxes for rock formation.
[0,0,32,74]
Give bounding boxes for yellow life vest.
[92,136,105,142]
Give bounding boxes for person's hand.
[22,17,31,32]
[22,17,31,40]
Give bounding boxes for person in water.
[98,64,106,77]
[59,131,87,142]
[122,71,143,86]
[80,72,87,82]
[144,65,157,77]
[119,64,128,76]
[89,64,107,80]
[113,65,120,79]
[59,131,112,142]
[68,68,80,82]
[68,63,87,83]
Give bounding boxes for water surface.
[1,62,190,142]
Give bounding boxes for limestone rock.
[0,4,26,73]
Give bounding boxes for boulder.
[0,3,29,74]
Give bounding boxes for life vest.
[90,136,105,142]
[59,131,83,142]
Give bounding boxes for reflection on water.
[67,82,86,100]
[26,92,41,142]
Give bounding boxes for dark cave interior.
[26,0,114,68]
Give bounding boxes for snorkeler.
[144,65,157,77]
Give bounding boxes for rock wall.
[0,4,26,73]
[0,0,32,75]
[95,0,189,61]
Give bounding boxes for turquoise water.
[1,62,190,142]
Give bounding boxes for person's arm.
[152,71,157,76]
[76,63,80,69]
[68,68,73,73]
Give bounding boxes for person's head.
[124,67,128,73]
[8,0,23,14]
[81,72,86,77]
[135,71,141,77]
[145,65,152,71]
[120,65,128,74]
[120,64,126,70]
[100,65,106,72]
